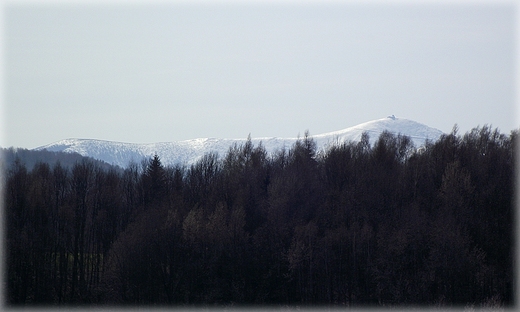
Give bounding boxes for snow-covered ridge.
[34,116,444,168]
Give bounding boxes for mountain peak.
[35,117,443,168]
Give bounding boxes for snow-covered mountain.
[34,116,444,168]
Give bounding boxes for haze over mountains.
[35,116,444,168]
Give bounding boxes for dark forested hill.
[3,126,516,308]
[1,147,120,172]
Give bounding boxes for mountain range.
[35,116,444,168]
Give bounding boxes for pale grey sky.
[2,1,517,149]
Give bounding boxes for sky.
[2,0,518,149]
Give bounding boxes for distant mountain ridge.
[35,116,444,168]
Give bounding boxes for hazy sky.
[3,1,517,149]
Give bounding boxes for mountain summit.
[35,116,444,168]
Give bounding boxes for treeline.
[4,126,516,307]
[1,147,118,172]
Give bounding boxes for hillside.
[34,116,444,168]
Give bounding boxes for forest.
[3,125,516,307]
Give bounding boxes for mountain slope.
[35,116,444,168]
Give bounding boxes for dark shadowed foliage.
[4,126,516,307]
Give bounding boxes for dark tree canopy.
[4,126,516,308]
